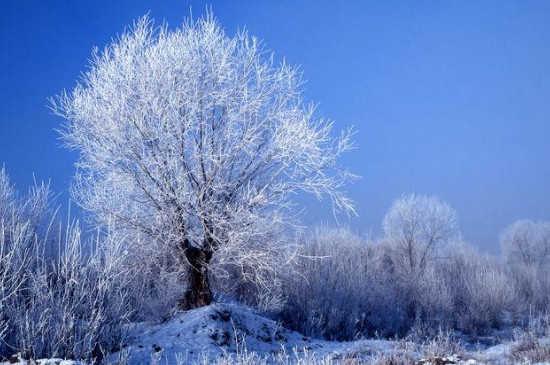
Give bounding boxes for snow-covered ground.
[3,303,550,364]
[0,359,85,365]
[104,303,388,364]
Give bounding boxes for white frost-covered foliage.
[500,219,550,268]
[0,167,53,347]
[0,168,180,362]
[281,202,550,340]
[441,243,515,333]
[51,13,355,306]
[499,220,550,314]
[382,194,458,275]
[281,227,410,339]
[281,226,453,339]
[379,194,458,330]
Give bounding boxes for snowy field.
[3,302,550,365]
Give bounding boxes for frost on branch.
[382,194,458,275]
[500,219,550,268]
[51,13,356,308]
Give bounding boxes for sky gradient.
[1,1,549,253]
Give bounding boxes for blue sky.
[1,1,549,253]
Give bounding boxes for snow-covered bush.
[509,332,550,364]
[281,227,409,340]
[376,194,459,334]
[410,264,454,335]
[280,223,547,340]
[0,168,140,362]
[442,243,516,334]
[510,265,550,315]
[0,167,52,357]
[1,224,134,361]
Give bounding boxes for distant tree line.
[279,195,550,340]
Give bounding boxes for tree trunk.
[180,246,213,309]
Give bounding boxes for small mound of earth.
[106,303,317,364]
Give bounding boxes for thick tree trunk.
[179,246,213,309]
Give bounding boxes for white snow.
[103,302,406,364]
[106,303,338,364]
[4,303,550,364]
[0,358,85,365]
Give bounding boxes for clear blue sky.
[1,1,549,253]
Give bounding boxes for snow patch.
[106,303,321,364]
[0,356,85,365]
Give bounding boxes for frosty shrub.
[508,264,550,314]
[409,264,454,335]
[500,220,550,314]
[281,226,410,340]
[430,243,515,334]
[0,168,140,362]
[509,332,550,364]
[0,167,53,357]
[281,226,456,340]
[280,200,549,340]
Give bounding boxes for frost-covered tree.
[383,194,458,275]
[382,194,458,324]
[500,220,550,268]
[51,14,355,309]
